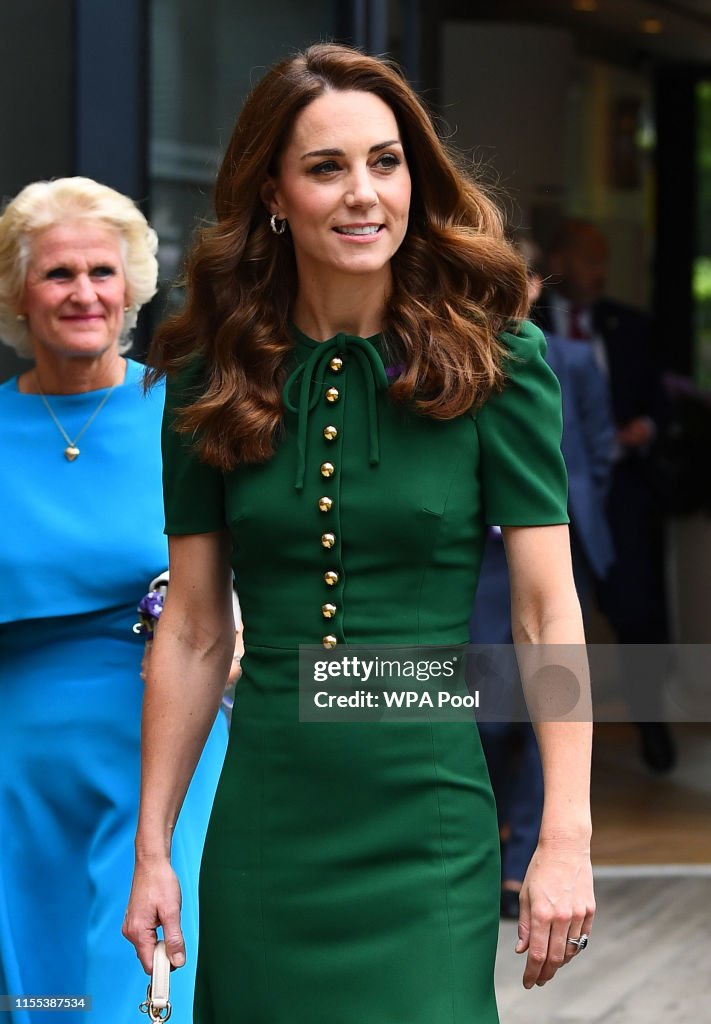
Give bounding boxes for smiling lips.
[333,224,383,237]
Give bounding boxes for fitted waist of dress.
[242,638,471,654]
[236,639,471,721]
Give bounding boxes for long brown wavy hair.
[148,43,528,469]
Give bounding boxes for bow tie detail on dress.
[282,333,390,491]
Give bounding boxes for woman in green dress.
[124,44,595,1023]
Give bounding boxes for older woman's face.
[266,90,411,288]
[20,221,127,361]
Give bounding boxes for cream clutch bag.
[139,940,172,1021]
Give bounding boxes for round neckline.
[289,323,384,350]
[9,358,137,397]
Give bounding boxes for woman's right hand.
[122,856,186,974]
[126,533,235,973]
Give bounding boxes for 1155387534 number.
[0,996,91,1011]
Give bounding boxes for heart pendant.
[64,446,80,461]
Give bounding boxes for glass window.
[149,0,337,317]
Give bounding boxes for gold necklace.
[37,382,118,461]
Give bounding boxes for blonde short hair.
[0,177,158,357]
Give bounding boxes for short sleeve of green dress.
[475,320,569,526]
[161,361,225,535]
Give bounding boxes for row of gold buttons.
[320,355,343,648]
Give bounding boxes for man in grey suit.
[544,333,615,600]
[535,220,675,773]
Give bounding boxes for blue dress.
[0,359,227,1024]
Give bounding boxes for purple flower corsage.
[133,571,170,640]
[132,589,166,640]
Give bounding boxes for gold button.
[323,425,338,441]
[318,496,333,513]
[320,462,335,478]
[322,602,337,619]
[329,356,344,373]
[321,532,336,549]
[324,570,339,587]
[323,635,338,649]
[325,387,340,403]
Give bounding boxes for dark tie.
[569,305,590,341]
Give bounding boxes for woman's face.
[19,221,128,362]
[265,90,411,288]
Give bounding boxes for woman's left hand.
[515,836,595,988]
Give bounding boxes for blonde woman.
[0,178,227,1024]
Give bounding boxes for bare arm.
[502,524,595,989]
[123,530,235,972]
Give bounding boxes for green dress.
[162,320,568,1024]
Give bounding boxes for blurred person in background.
[533,219,675,772]
[0,177,227,1024]
[471,233,614,918]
